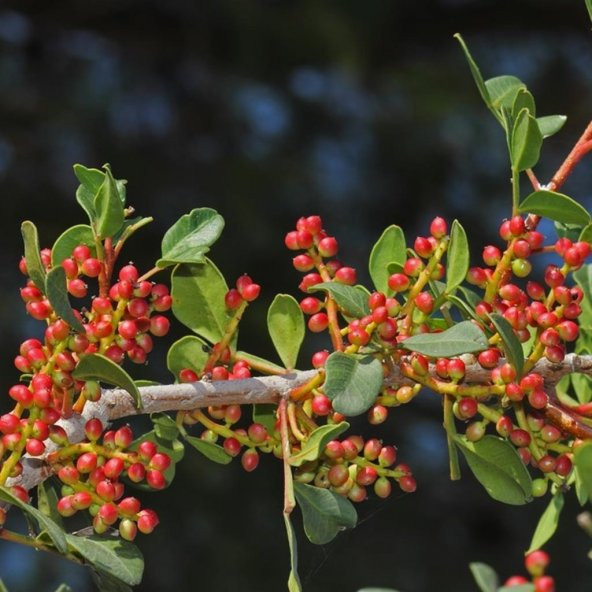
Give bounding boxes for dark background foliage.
[0,1,591,590]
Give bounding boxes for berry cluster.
[504,550,554,592]
[50,420,166,540]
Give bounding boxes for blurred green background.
[0,1,592,590]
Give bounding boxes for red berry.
[241,449,259,472]
[430,217,447,239]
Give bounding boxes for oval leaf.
[518,190,591,226]
[72,354,141,409]
[323,353,383,416]
[51,224,96,266]
[166,335,210,379]
[512,88,536,119]
[486,75,526,111]
[185,435,232,465]
[454,34,491,110]
[368,225,406,293]
[94,166,125,239]
[400,321,488,357]
[289,422,350,467]
[171,260,233,344]
[308,282,370,320]
[45,266,85,333]
[526,493,564,554]
[0,487,67,553]
[37,482,64,530]
[446,220,469,294]
[157,208,225,268]
[73,164,102,221]
[151,412,179,441]
[511,108,543,172]
[21,220,46,293]
[469,562,499,592]
[267,294,305,369]
[537,115,566,139]
[454,435,532,505]
[489,313,524,378]
[294,482,357,545]
[284,514,302,592]
[66,534,144,586]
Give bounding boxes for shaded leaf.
[446,220,469,294]
[368,225,406,293]
[587,0,592,24]
[157,208,225,268]
[511,108,543,172]
[268,294,305,369]
[90,569,133,592]
[323,353,383,416]
[73,164,103,221]
[308,282,370,319]
[289,422,350,466]
[489,313,524,377]
[400,321,488,357]
[37,481,64,530]
[151,413,179,441]
[512,88,535,118]
[66,534,143,586]
[454,34,491,111]
[469,562,498,592]
[171,260,233,345]
[166,335,210,379]
[579,223,592,245]
[537,115,566,139]
[554,221,583,242]
[21,220,46,293]
[574,441,592,500]
[454,436,532,505]
[94,167,125,239]
[294,482,357,545]
[518,190,591,226]
[284,514,302,592]
[45,266,85,333]
[51,224,96,266]
[184,435,232,465]
[0,487,67,553]
[73,354,141,409]
[526,493,564,554]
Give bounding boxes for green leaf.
[368,225,406,293]
[575,466,589,506]
[512,88,536,118]
[571,373,592,404]
[0,487,67,553]
[518,190,591,226]
[323,353,383,416]
[469,562,499,592]
[171,260,233,344]
[90,569,133,592]
[489,313,524,378]
[446,294,482,324]
[45,266,85,333]
[51,224,96,266]
[555,221,584,242]
[486,75,526,111]
[454,34,491,111]
[574,441,592,500]
[37,481,64,530]
[511,108,543,172]
[446,220,469,294]
[166,335,210,379]
[284,514,302,592]
[0,579,8,592]
[454,436,532,505]
[537,115,567,139]
[73,164,102,221]
[267,294,305,369]
[400,321,488,357]
[586,0,592,23]
[184,435,232,465]
[66,534,143,586]
[21,220,46,293]
[294,483,357,545]
[253,404,277,434]
[157,208,225,268]
[128,430,183,490]
[308,282,370,320]
[579,223,592,245]
[526,493,564,554]
[289,422,350,466]
[151,413,179,441]
[94,166,125,239]
[72,354,141,409]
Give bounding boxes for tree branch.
[5,355,592,501]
